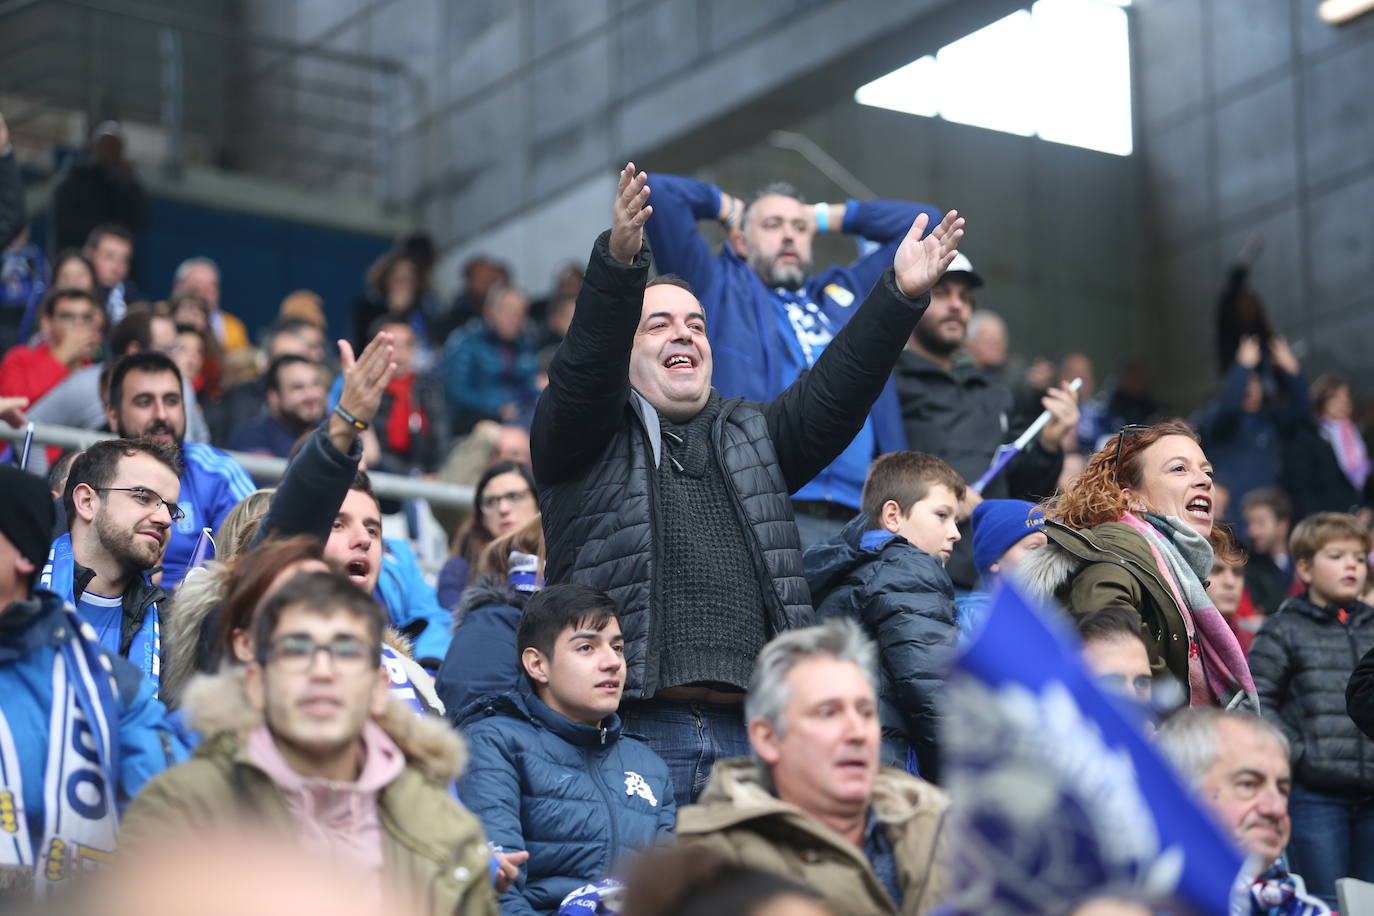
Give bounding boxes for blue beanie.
[971,499,1046,576]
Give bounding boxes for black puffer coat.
[804,514,959,783]
[533,231,932,701]
[802,516,956,780]
[1248,593,1374,793]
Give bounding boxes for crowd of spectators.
[3,110,1374,916]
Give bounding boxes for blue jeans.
[1285,782,1374,906]
[620,698,751,810]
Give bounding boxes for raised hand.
[1269,336,1300,376]
[336,334,398,428]
[893,210,965,299]
[609,162,652,265]
[1039,383,1082,452]
[0,396,27,429]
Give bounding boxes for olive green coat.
[120,670,497,916]
[677,758,948,916]
[1019,520,1193,700]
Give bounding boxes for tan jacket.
[677,758,948,916]
[120,670,496,916]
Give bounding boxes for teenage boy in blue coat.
[0,465,181,895]
[460,585,675,915]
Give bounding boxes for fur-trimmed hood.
[1014,534,1085,603]
[160,561,233,708]
[452,575,530,630]
[684,757,947,834]
[181,666,468,785]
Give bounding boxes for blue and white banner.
[940,586,1247,916]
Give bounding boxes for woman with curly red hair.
[1020,420,1258,710]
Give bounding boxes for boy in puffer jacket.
[1248,512,1374,907]
[459,585,675,916]
[803,451,963,783]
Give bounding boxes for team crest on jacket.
[623,771,657,807]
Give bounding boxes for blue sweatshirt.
[164,443,256,587]
[375,536,453,666]
[644,174,940,509]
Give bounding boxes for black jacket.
[253,420,363,549]
[0,149,23,251]
[804,514,958,782]
[893,352,1063,588]
[1249,593,1374,793]
[532,231,931,701]
[1281,417,1374,520]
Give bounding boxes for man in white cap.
[893,253,1079,590]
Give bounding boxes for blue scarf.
[40,535,160,695]
[0,604,122,893]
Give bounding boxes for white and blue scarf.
[40,534,160,693]
[0,608,122,893]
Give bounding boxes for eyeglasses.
[1112,424,1151,487]
[261,634,376,673]
[93,486,185,522]
[480,488,533,513]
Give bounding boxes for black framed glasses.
[261,634,376,673]
[1112,424,1151,487]
[93,486,185,523]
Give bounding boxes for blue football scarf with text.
[0,608,122,893]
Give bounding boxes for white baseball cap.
[943,251,984,288]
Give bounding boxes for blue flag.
[939,585,1248,915]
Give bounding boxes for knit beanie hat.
[972,499,1046,576]
[0,466,55,586]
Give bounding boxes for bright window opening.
[854,0,1133,156]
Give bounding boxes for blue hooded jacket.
[0,589,183,867]
[459,681,676,916]
[375,536,453,666]
[644,173,940,509]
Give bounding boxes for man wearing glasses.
[0,287,102,404]
[121,571,498,915]
[103,352,255,587]
[43,437,182,692]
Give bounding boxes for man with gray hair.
[1156,708,1330,914]
[677,619,948,916]
[172,256,249,353]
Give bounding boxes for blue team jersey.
[161,442,255,588]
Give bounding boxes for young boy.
[1247,512,1374,907]
[803,450,963,782]
[459,584,675,916]
[956,499,1049,642]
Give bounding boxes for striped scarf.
[0,608,121,894]
[1120,512,1259,713]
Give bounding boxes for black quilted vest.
[540,391,814,700]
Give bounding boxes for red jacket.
[0,343,77,403]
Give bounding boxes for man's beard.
[913,318,964,359]
[116,418,183,457]
[750,250,810,292]
[95,506,162,574]
[279,404,323,435]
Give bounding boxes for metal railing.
[0,421,473,509]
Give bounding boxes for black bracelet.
[334,403,369,431]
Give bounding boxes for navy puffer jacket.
[459,682,676,915]
[804,513,959,783]
[435,578,528,724]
